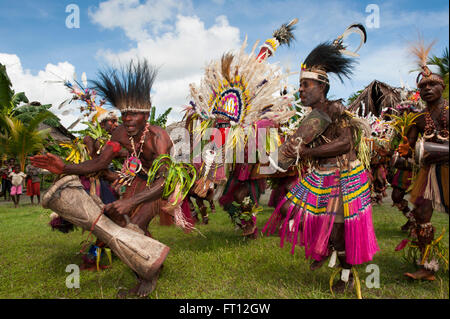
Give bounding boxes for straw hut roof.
[348,80,402,117]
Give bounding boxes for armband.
[106,141,121,153]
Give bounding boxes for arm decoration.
[147,154,197,205]
[106,141,122,153]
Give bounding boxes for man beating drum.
[31,59,174,297]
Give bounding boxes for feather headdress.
[301,42,356,84]
[91,59,158,113]
[257,18,298,61]
[409,34,445,87]
[300,23,366,84]
[91,106,118,124]
[189,36,295,126]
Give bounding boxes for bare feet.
[404,268,436,281]
[310,258,327,271]
[332,275,354,294]
[117,266,163,298]
[136,274,159,297]
[244,227,259,239]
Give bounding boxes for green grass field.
[0,194,448,299]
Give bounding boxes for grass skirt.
[410,164,449,213]
[263,161,379,265]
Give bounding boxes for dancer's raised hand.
[30,153,65,174]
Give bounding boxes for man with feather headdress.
[263,24,379,295]
[396,37,449,281]
[184,19,298,238]
[31,59,188,297]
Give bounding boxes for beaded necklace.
[423,99,449,141]
[116,123,150,186]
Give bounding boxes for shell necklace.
[117,123,149,186]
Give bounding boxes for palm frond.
[0,64,14,112]
[427,47,449,77]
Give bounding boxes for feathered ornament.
[301,42,356,83]
[410,34,436,72]
[272,18,299,47]
[91,59,158,113]
[189,36,296,126]
[300,23,366,85]
[333,23,367,57]
[45,70,107,129]
[257,18,299,61]
[409,34,444,87]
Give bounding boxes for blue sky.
[0,0,448,127]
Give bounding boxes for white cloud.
[91,7,241,124]
[88,0,185,41]
[0,53,85,129]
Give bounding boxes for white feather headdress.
[188,36,296,127]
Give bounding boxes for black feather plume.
[272,18,298,47]
[90,59,158,110]
[303,42,356,83]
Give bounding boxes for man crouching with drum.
[263,39,379,294]
[31,59,173,297]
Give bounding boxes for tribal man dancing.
[397,39,449,281]
[31,59,175,297]
[263,27,379,294]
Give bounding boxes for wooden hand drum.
[270,109,332,172]
[42,175,169,280]
[415,138,449,166]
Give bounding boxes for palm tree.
[0,111,52,171]
[149,105,172,128]
[427,47,449,99]
[0,63,29,117]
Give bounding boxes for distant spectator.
[1,167,10,200]
[26,163,42,205]
[9,165,26,208]
[1,159,15,201]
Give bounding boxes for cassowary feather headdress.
[91,59,158,113]
[300,23,367,85]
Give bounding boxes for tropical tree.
[347,89,364,106]
[0,63,29,117]
[0,111,52,171]
[13,102,61,127]
[427,47,449,99]
[149,105,172,128]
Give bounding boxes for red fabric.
[106,141,121,153]
[26,180,40,196]
[181,198,194,229]
[210,127,228,148]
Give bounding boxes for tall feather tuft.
[272,18,298,46]
[91,59,158,111]
[409,34,436,68]
[221,53,234,84]
[303,42,356,82]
